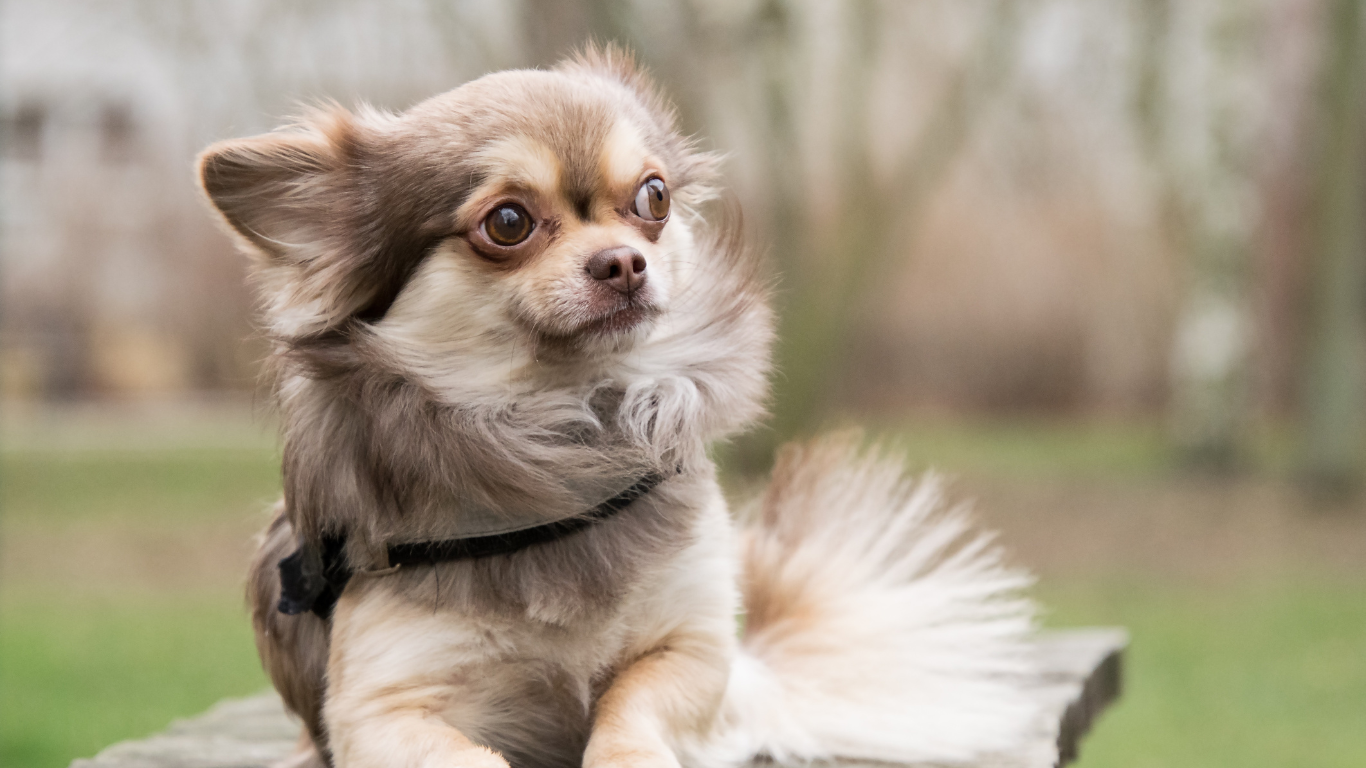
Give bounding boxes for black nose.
[586,246,647,295]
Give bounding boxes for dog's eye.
[633,178,670,222]
[484,204,533,246]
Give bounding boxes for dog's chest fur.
[327,473,739,768]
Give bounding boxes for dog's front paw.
[583,744,681,768]
[441,745,511,768]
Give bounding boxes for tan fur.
[208,46,1042,768]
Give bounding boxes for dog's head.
[198,49,722,374]
[197,50,769,539]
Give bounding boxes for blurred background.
[2,0,1364,766]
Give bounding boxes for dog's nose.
[586,246,647,295]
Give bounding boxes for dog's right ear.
[197,110,375,335]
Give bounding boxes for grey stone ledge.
[72,628,1127,768]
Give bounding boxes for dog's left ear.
[197,108,390,335]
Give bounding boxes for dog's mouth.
[516,294,661,350]
[580,301,657,335]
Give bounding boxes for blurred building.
[0,0,517,398]
[2,0,239,398]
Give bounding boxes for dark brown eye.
[633,177,670,222]
[483,204,532,246]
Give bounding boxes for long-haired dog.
[197,48,1046,768]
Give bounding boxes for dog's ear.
[197,108,355,260]
[197,108,383,335]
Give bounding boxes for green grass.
[719,418,1183,492]
[1042,578,1366,768]
[1,446,281,525]
[0,591,268,768]
[3,416,1363,768]
[2,442,280,767]
[10,579,1363,768]
[879,419,1178,478]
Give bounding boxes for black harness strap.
[277,472,665,620]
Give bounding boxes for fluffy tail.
[713,434,1050,767]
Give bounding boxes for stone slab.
[71,628,1127,768]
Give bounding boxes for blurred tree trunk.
[732,0,1021,471]
[1253,0,1323,421]
[1300,0,1366,495]
[1138,0,1258,471]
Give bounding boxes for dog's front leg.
[583,627,732,768]
[323,588,509,768]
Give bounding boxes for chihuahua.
[197,47,1045,768]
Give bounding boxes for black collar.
[276,472,666,619]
